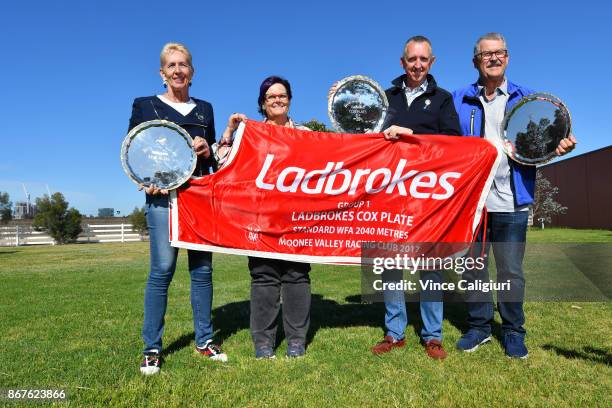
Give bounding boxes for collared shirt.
[264,117,310,131]
[478,79,527,212]
[403,78,428,108]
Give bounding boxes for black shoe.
[503,333,528,359]
[255,346,276,360]
[286,342,306,358]
[456,330,491,352]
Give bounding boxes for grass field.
[1,229,610,407]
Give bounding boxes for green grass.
[527,227,612,242]
[0,228,610,407]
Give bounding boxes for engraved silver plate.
[502,93,571,166]
[328,75,389,133]
[120,120,196,190]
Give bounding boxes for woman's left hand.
[193,136,210,158]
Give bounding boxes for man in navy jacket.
[452,32,576,358]
[373,35,461,360]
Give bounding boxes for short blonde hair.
[160,42,193,69]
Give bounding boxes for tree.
[0,191,12,223]
[532,172,567,227]
[129,206,148,239]
[515,118,551,160]
[33,193,82,244]
[302,119,334,132]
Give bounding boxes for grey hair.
[473,33,507,56]
[403,35,433,57]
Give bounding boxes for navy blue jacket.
[452,81,536,206]
[383,74,461,136]
[128,96,217,176]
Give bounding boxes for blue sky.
[1,0,611,216]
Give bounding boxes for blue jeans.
[384,269,443,341]
[142,195,214,352]
[463,211,528,337]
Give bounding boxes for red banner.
[170,120,500,264]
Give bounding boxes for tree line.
[0,169,566,244]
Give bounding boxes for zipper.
[465,95,485,137]
[469,109,476,136]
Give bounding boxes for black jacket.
[383,74,461,136]
[128,95,217,176]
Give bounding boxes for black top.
[383,74,461,136]
[128,95,217,176]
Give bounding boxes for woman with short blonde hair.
[128,42,226,375]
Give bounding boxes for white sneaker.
[140,350,161,375]
[196,340,228,362]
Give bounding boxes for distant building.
[13,201,36,219]
[98,208,115,217]
[539,145,611,229]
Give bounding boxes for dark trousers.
[248,257,311,349]
[464,211,528,336]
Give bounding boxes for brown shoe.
[372,335,406,355]
[424,339,447,359]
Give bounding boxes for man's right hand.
[383,125,413,141]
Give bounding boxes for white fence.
[84,224,142,243]
[0,224,145,247]
[0,226,55,246]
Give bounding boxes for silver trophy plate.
[328,75,389,133]
[121,120,197,190]
[502,93,571,166]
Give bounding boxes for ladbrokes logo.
[255,154,461,199]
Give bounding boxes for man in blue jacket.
[452,32,576,358]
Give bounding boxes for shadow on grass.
[542,344,612,366]
[208,295,386,350]
[311,293,509,346]
[165,294,507,354]
[307,294,384,345]
[212,300,250,343]
[442,294,505,343]
[164,333,195,356]
[162,300,250,356]
[208,293,503,347]
[348,292,506,344]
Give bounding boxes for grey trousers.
[248,257,311,349]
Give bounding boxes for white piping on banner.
[170,190,179,243]
[472,141,502,234]
[171,239,362,265]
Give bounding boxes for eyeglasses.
[476,49,508,60]
[265,94,289,102]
